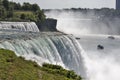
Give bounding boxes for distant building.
[116,0,120,9]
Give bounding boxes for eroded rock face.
[37,18,57,31]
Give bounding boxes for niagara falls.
[44,7,120,80]
[0,0,119,80]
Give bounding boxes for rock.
[76,37,80,40]
[108,36,115,39]
[97,45,104,50]
[37,18,57,31]
[5,37,11,40]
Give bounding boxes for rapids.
[45,11,120,80]
[0,22,39,32]
[0,31,86,78]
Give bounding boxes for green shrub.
[20,13,26,19]
[43,63,63,70]
[42,63,82,80]
[0,49,82,80]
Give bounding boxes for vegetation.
[0,0,45,22]
[42,63,82,80]
[0,49,82,80]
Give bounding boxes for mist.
[44,9,120,80]
[45,9,120,35]
[77,34,120,80]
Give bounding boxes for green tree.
[0,0,2,5]
[7,11,13,18]
[22,2,32,11]
[32,4,40,12]
[2,0,9,10]
[7,3,14,18]
[14,3,21,10]
[0,6,7,19]
[20,14,26,20]
[35,10,46,22]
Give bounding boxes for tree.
[22,2,32,11]
[32,4,40,12]
[9,2,21,10]
[35,10,46,22]
[14,3,21,10]
[7,11,13,18]
[0,0,2,6]
[0,0,46,22]
[20,14,26,20]
[2,0,9,10]
[0,6,7,19]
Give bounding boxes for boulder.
[76,37,80,40]
[97,45,104,50]
[108,36,115,39]
[37,18,57,31]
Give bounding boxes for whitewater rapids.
[0,31,86,78]
[0,17,120,80]
[45,11,120,80]
[2,29,120,80]
[75,34,120,80]
[0,22,39,32]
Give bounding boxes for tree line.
[44,8,120,20]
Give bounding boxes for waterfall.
[45,11,120,35]
[76,35,120,80]
[0,32,86,78]
[0,22,39,32]
[45,10,120,80]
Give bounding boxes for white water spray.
[45,10,120,80]
[76,35,120,80]
[0,32,86,78]
[45,10,120,35]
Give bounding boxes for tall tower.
[116,0,120,9]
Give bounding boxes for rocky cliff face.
[37,18,57,31]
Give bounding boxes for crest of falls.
[0,31,86,78]
[0,22,39,32]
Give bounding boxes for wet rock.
[37,18,57,31]
[97,45,104,50]
[76,37,80,40]
[5,37,11,40]
[108,36,115,39]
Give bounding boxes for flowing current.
[0,22,39,32]
[1,17,120,80]
[76,35,120,80]
[0,31,86,78]
[0,21,88,78]
[45,11,120,80]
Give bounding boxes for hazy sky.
[11,0,115,9]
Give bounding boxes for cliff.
[37,18,57,31]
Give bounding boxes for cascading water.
[0,31,86,78]
[0,22,39,32]
[76,35,120,80]
[45,10,120,80]
[0,10,119,80]
[45,11,120,35]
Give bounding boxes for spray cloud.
[45,9,120,35]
